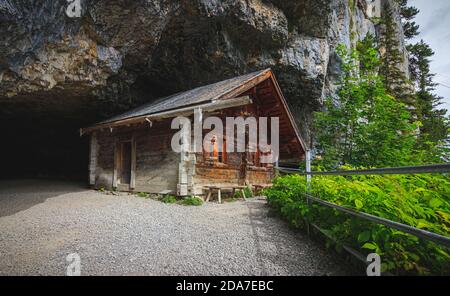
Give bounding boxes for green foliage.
[397,0,420,39]
[380,5,415,106]
[297,1,449,275]
[137,192,150,199]
[399,1,449,159]
[314,38,419,168]
[160,195,177,204]
[244,186,253,198]
[264,173,450,275]
[181,196,204,206]
[408,40,450,152]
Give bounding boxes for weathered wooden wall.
[95,121,179,193]
[134,130,178,193]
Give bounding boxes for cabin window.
[204,135,226,164]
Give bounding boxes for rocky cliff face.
[0,0,407,177]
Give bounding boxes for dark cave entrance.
[0,119,90,181]
[0,94,99,181]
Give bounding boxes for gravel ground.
[0,180,355,276]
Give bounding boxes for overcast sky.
[410,0,450,114]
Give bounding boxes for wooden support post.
[306,149,312,236]
[241,189,246,200]
[113,142,119,189]
[206,190,212,202]
[218,189,222,204]
[89,133,98,186]
[130,137,136,190]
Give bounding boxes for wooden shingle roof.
[100,69,271,124]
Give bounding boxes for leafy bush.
[263,172,450,275]
[181,196,204,206]
[244,186,253,198]
[137,192,149,199]
[160,195,177,204]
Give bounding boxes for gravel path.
[0,180,354,276]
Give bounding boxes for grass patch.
[181,196,204,206]
[137,192,150,199]
[160,195,178,204]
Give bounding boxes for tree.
[397,0,420,39]
[314,38,419,169]
[379,5,415,108]
[408,40,449,149]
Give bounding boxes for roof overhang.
[80,96,253,136]
[267,73,308,153]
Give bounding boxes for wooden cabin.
[81,69,306,196]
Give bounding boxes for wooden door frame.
[113,136,136,190]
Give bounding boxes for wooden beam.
[81,96,253,134]
[216,69,272,102]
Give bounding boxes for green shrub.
[181,196,204,206]
[244,186,253,198]
[263,172,450,275]
[137,192,149,199]
[160,195,177,204]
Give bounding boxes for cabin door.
[119,141,132,185]
[114,139,136,190]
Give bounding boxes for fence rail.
[274,164,450,248]
[277,164,450,176]
[306,194,450,247]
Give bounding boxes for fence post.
[306,149,312,188]
[306,149,312,236]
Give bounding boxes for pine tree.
[408,41,449,145]
[397,0,420,39]
[379,5,415,108]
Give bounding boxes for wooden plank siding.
[95,121,179,194]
